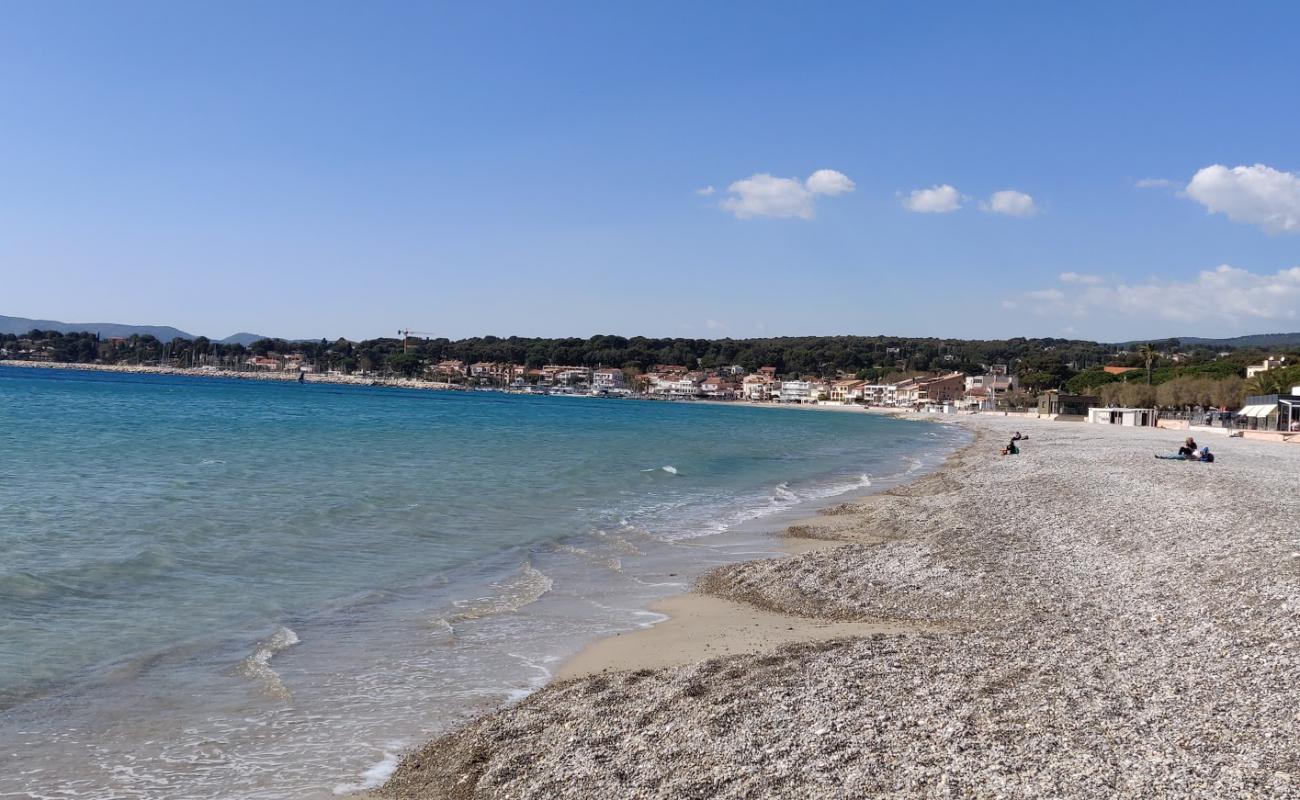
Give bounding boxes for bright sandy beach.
[376,414,1300,798]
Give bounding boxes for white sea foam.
[589,599,672,628]
[554,543,622,572]
[332,749,401,794]
[653,470,886,542]
[233,625,300,700]
[447,563,553,624]
[773,482,799,503]
[661,465,678,474]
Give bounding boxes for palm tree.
[1137,343,1156,385]
[1246,365,1300,397]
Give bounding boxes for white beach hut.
[1087,407,1157,427]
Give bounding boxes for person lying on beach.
[1155,446,1213,462]
[1012,431,1029,441]
[1177,437,1198,457]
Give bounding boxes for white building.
[592,369,624,390]
[742,374,774,401]
[1087,407,1157,427]
[860,384,898,406]
[778,380,813,403]
[648,374,701,398]
[700,375,738,399]
[1246,356,1287,379]
[964,372,1017,393]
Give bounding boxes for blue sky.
[2,1,1299,342]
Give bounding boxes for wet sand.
[557,592,916,680]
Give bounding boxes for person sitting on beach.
[1001,440,1019,456]
[1177,437,1198,457]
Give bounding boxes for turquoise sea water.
[0,366,965,798]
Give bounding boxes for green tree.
[386,352,424,378]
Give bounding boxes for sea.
[0,366,966,798]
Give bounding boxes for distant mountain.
[218,332,270,346]
[0,314,269,345]
[1174,332,1300,349]
[1114,332,1300,349]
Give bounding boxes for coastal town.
[3,328,1298,437]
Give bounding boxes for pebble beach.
[377,415,1300,798]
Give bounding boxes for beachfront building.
[778,380,814,403]
[540,366,590,386]
[470,362,522,381]
[1087,407,1157,427]
[918,372,966,405]
[1238,386,1300,431]
[742,374,775,401]
[646,372,701,398]
[591,369,624,391]
[1038,390,1099,418]
[700,375,738,399]
[893,372,965,407]
[860,383,897,406]
[963,371,1017,410]
[830,379,866,404]
[965,371,1017,394]
[892,377,923,406]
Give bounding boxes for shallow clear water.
[0,366,965,797]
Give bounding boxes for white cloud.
[719,169,854,220]
[1024,288,1065,303]
[982,189,1037,217]
[1059,271,1103,285]
[1185,163,1300,234]
[696,185,715,196]
[1136,177,1176,189]
[1006,265,1300,326]
[902,184,962,213]
[806,169,855,196]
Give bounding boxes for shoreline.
[0,357,460,391]
[377,414,1300,799]
[3,369,964,799]
[553,430,971,681]
[0,360,925,415]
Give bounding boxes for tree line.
[5,329,1298,409]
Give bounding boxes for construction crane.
[397,329,438,354]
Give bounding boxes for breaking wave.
[446,563,553,624]
[554,543,622,573]
[233,625,300,700]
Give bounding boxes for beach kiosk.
[1238,387,1300,432]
